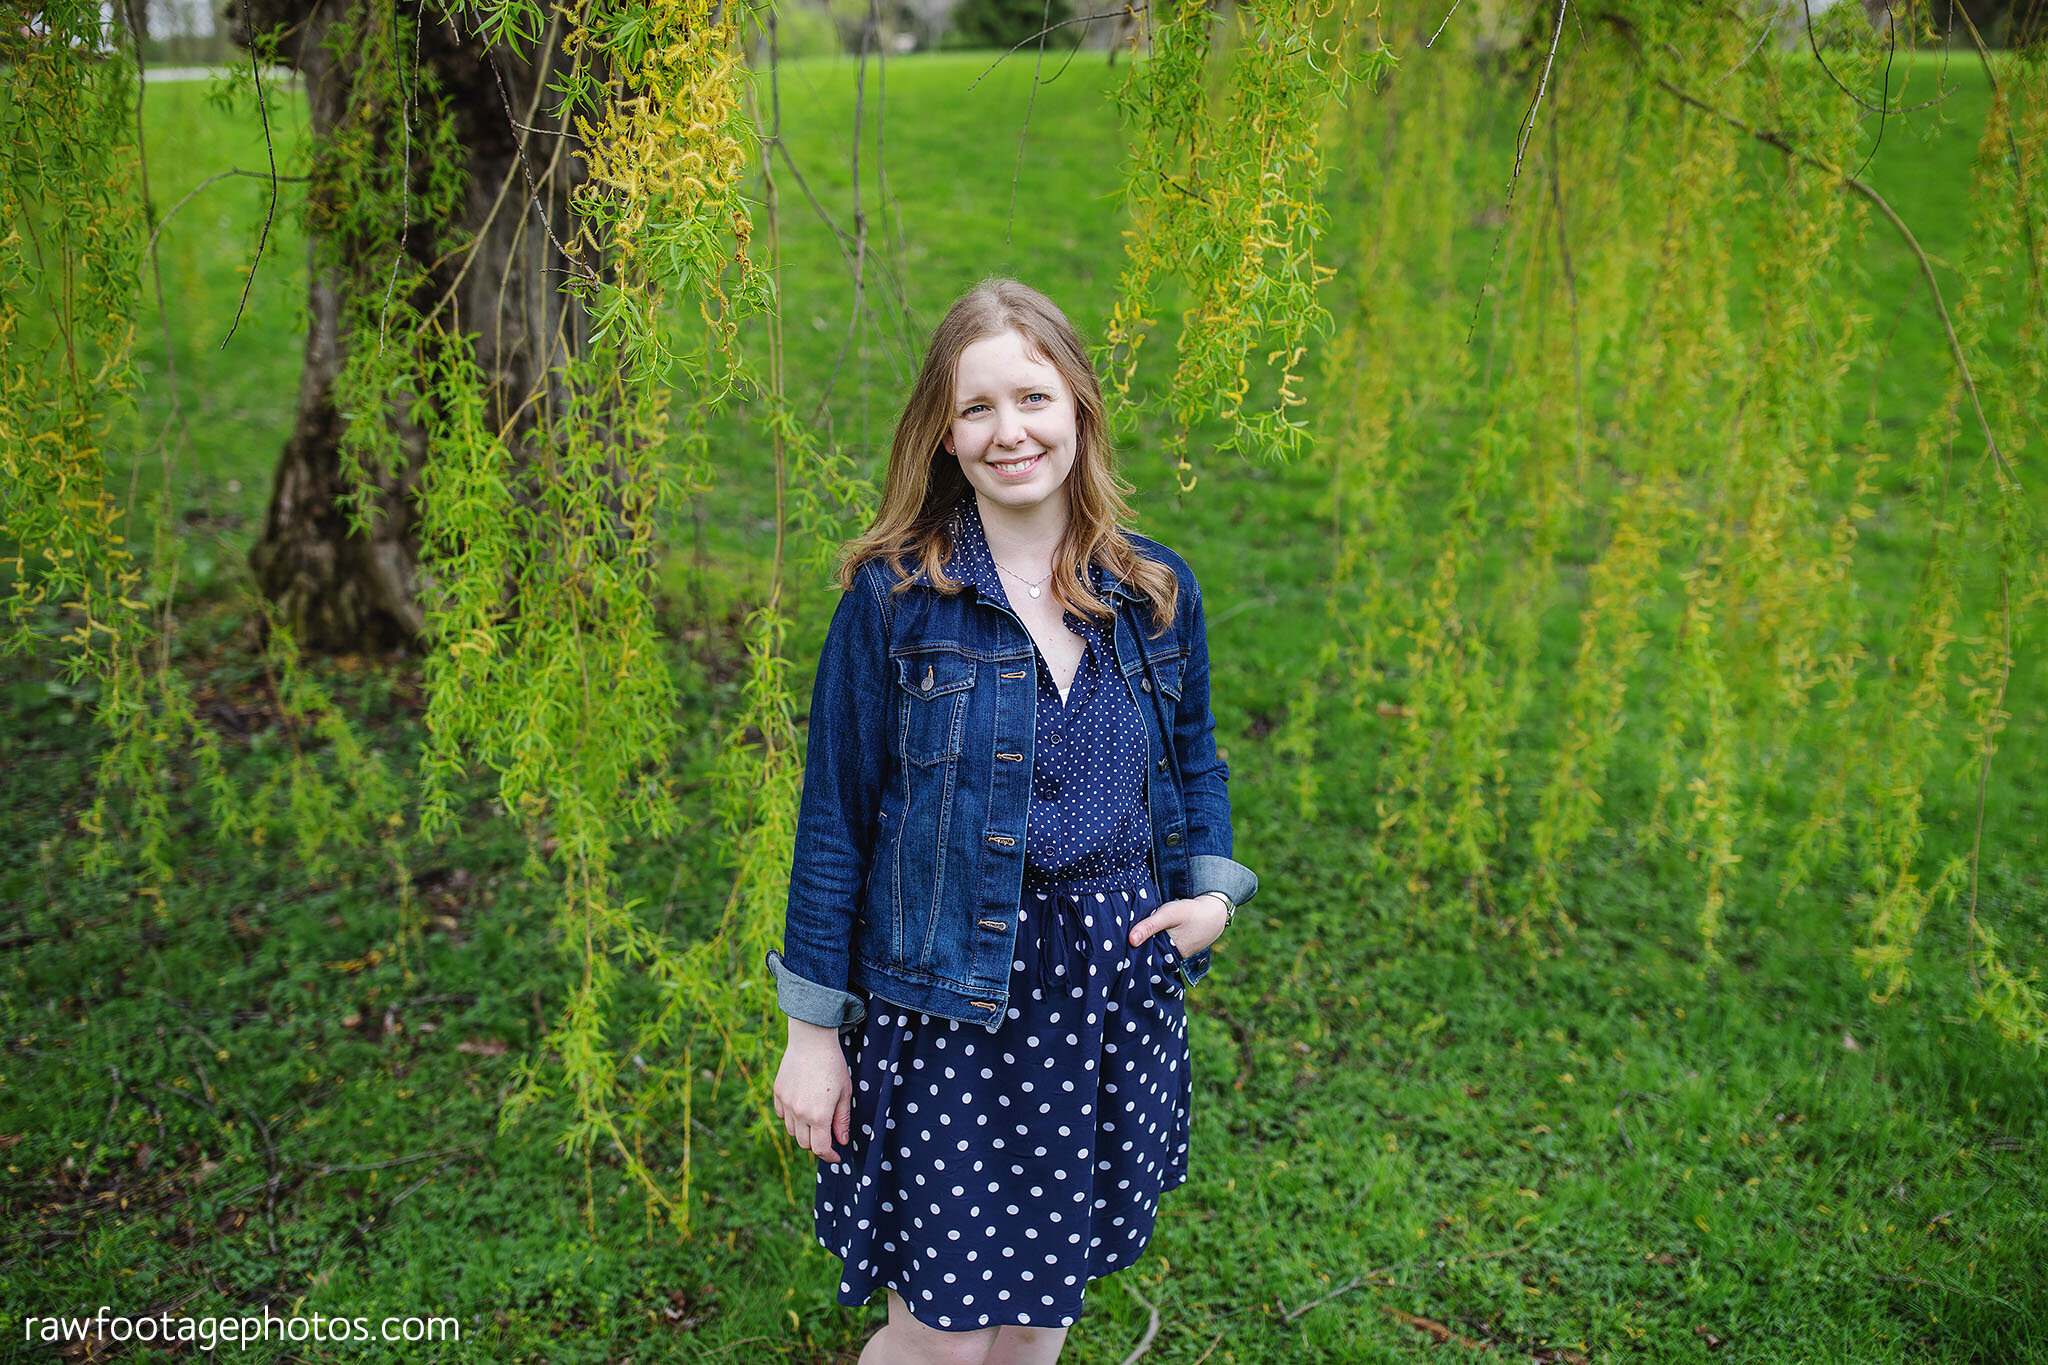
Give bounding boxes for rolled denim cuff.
[1188,853,1257,910]
[765,949,867,1031]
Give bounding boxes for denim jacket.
[767,523,1258,1033]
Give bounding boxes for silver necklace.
[991,556,1056,599]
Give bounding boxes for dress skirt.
[815,870,1192,1332]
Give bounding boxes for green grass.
[3,48,2044,1365]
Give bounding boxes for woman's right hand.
[773,1019,854,1163]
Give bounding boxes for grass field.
[3,46,2045,1364]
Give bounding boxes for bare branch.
[1467,2,1573,351]
[376,1,429,354]
[1006,0,1061,248]
[1425,0,1465,48]
[1506,0,1570,217]
[219,0,282,349]
[967,8,1142,92]
[1711,0,1781,87]
[1800,0,1955,117]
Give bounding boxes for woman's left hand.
[1129,893,1230,959]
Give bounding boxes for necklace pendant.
[1029,585,1042,599]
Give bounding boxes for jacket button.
[921,667,934,693]
[1156,756,1167,771]
[1165,832,1181,846]
[1139,677,1152,692]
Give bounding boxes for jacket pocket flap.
[1146,651,1185,700]
[895,652,976,700]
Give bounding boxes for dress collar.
[943,493,1009,603]
[906,494,1141,605]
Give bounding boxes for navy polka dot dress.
[814,495,1193,1332]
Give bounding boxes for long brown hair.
[836,276,1178,636]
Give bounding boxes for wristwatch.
[1203,889,1237,929]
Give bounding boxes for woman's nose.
[995,406,1027,447]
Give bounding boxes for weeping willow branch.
[1467,1,1574,352]
[1953,0,2040,302]
[1963,566,2012,997]
[1597,9,2021,493]
[1544,78,1585,470]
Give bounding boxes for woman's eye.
[961,395,1049,415]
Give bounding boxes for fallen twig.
[1119,1277,1163,1364]
[1382,1304,1494,1350]
[1282,1245,1531,1323]
[1281,1271,1409,1321]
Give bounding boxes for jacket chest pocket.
[895,651,975,766]
[1143,650,1185,703]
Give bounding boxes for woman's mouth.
[989,453,1043,479]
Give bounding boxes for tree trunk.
[234,0,588,652]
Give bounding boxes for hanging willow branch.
[1596,7,2022,492]
[1315,2,2041,1041]
[1105,0,1390,481]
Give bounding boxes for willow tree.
[233,0,576,651]
[3,0,1383,1221]
[7,0,785,1227]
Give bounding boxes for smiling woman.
[946,330,1077,508]
[766,276,1258,1363]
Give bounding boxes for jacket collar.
[904,494,1144,604]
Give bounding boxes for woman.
[768,277,1258,1365]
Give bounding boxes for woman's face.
[944,328,1078,519]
